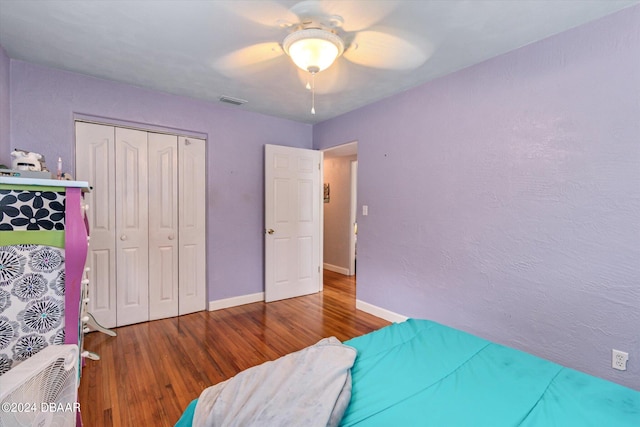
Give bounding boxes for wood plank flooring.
[78,270,389,426]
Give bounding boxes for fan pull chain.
[310,73,316,115]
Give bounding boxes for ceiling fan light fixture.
[283,28,344,73]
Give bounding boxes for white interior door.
[148,132,179,320]
[178,136,206,314]
[115,127,149,326]
[265,144,322,302]
[75,122,117,328]
[349,160,358,276]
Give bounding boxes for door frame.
[349,159,358,276]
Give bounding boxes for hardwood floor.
[78,270,389,426]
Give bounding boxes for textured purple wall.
[314,6,640,389]
[9,60,312,301]
[0,45,9,165]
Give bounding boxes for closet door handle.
[168,234,175,240]
[120,234,127,241]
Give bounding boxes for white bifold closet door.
[115,127,149,326]
[147,132,178,321]
[75,122,206,328]
[178,136,206,315]
[75,122,117,327]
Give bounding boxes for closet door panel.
[148,133,179,320]
[178,136,206,314]
[75,122,117,328]
[115,127,149,326]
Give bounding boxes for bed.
[175,319,640,426]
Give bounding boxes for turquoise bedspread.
[341,319,639,426]
[176,319,639,426]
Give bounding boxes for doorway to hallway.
[322,142,358,287]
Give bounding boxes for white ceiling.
[0,0,637,124]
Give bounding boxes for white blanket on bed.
[192,337,357,427]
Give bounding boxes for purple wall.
[9,60,312,301]
[0,45,9,166]
[314,6,640,389]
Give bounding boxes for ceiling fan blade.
[217,0,298,27]
[312,0,399,32]
[343,30,430,70]
[214,42,284,76]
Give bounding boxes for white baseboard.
[323,263,350,275]
[356,300,408,323]
[208,292,264,311]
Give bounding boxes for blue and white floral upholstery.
[0,188,67,375]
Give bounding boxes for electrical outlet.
[612,349,629,371]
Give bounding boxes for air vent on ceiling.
[219,95,248,106]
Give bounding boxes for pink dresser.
[0,177,90,375]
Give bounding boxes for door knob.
[266,229,275,235]
[168,234,175,240]
[120,234,127,241]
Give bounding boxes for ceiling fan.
[214,0,429,114]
